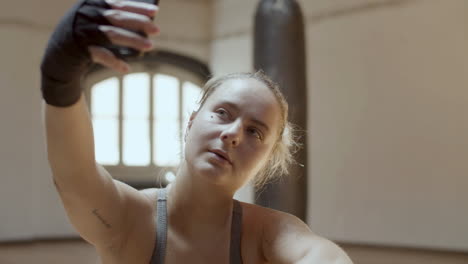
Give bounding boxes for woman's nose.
[220,121,243,147]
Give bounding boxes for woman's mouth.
[209,150,232,165]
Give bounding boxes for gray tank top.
[149,188,244,264]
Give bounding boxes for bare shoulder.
[239,202,353,264]
[237,201,308,236]
[138,187,159,201]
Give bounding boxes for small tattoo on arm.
[92,209,112,229]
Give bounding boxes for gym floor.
[0,239,467,264]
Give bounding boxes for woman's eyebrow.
[219,101,270,133]
[251,118,270,133]
[218,101,240,112]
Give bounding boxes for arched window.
[83,51,210,189]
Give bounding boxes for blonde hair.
[196,71,301,189]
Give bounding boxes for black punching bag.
[254,0,307,221]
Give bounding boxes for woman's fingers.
[100,1,159,58]
[106,0,158,19]
[103,9,159,36]
[89,45,130,73]
[91,1,160,67]
[99,25,154,52]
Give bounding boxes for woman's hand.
[89,0,160,73]
[41,0,160,107]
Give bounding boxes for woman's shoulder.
[236,200,312,244]
[139,187,159,201]
[237,200,304,226]
[237,201,353,264]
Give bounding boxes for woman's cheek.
[252,144,272,166]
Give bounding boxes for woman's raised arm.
[44,94,134,250]
[41,0,159,251]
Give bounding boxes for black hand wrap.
[40,0,158,107]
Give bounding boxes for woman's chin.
[193,162,231,184]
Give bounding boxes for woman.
[42,0,353,263]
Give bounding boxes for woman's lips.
[209,150,232,165]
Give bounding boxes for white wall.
[305,0,468,251]
[0,0,212,241]
[0,26,51,241]
[211,0,468,251]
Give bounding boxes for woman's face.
[184,78,282,191]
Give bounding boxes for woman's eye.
[216,109,228,117]
[248,128,262,140]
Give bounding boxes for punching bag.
[254,0,308,221]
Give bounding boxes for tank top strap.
[150,188,168,264]
[230,199,244,264]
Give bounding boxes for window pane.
[154,74,181,166]
[93,119,119,165]
[123,119,150,166]
[154,120,181,166]
[154,74,179,121]
[92,77,119,165]
[123,73,149,119]
[91,77,119,118]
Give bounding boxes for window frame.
[83,51,210,189]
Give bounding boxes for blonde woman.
[41,0,353,263]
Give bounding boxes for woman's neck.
[165,162,235,239]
